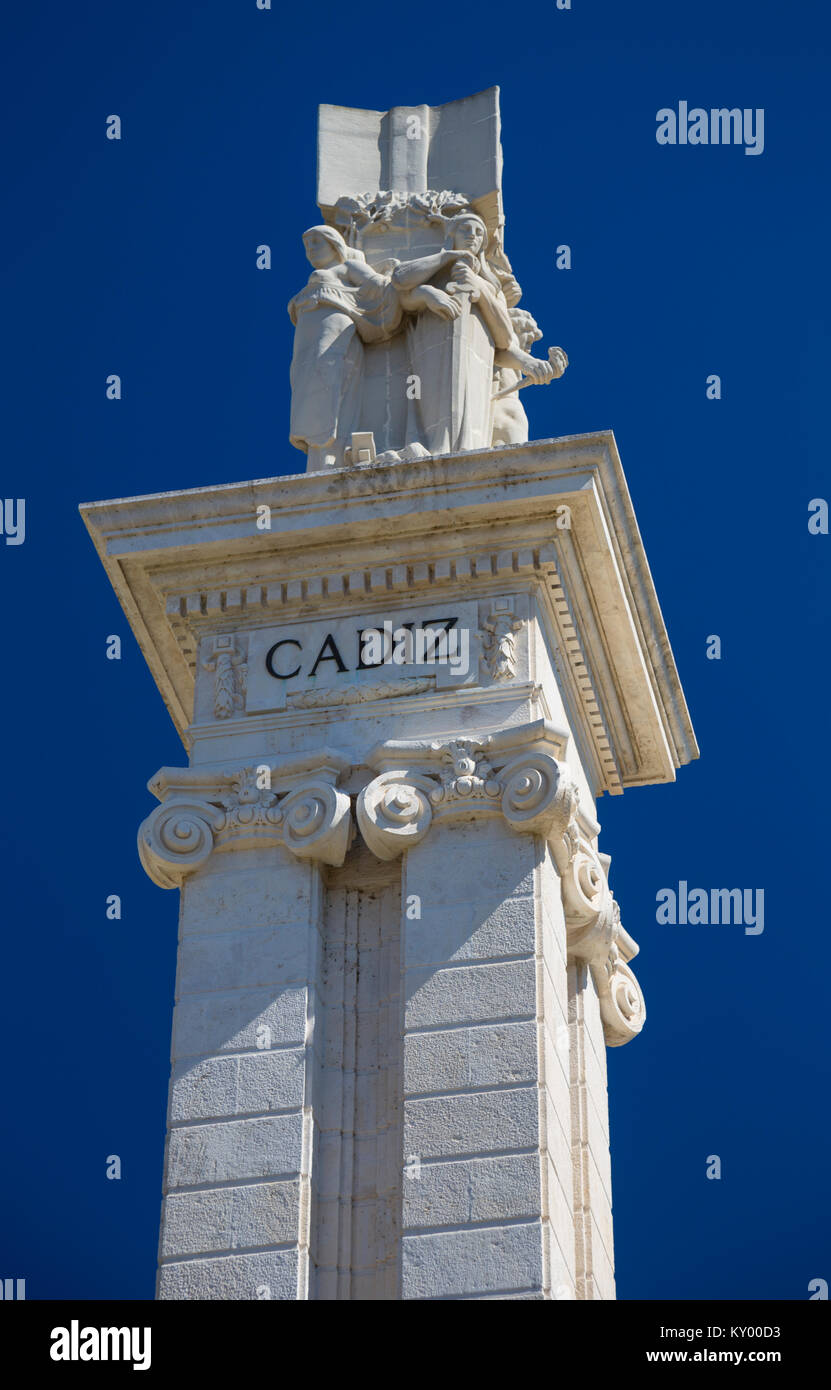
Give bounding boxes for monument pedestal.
[82,433,696,1299]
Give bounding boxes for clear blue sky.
[1,0,828,1299]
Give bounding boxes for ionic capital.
[593,941,646,1048]
[138,753,352,888]
[558,831,645,1046]
[357,721,577,861]
[357,719,645,1046]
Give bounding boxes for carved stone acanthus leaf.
[202,636,247,720]
[213,765,283,832]
[138,766,351,885]
[429,739,500,804]
[478,605,523,681]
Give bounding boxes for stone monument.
[290,89,566,471]
[82,87,697,1300]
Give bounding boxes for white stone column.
[83,430,697,1299]
[397,822,568,1300]
[560,839,645,1301]
[354,722,632,1298]
[569,961,615,1300]
[138,757,351,1300]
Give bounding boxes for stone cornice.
[80,434,698,791]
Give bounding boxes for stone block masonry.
[83,428,697,1298]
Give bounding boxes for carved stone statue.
[288,94,569,470]
[492,308,548,446]
[392,212,555,456]
[288,226,401,471]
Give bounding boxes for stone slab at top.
[79,433,698,795]
[317,87,503,233]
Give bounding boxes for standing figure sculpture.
[288,226,401,471]
[492,308,546,447]
[288,211,567,469]
[392,213,559,456]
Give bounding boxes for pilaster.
[85,433,696,1300]
[354,721,643,1298]
[139,753,351,1299]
